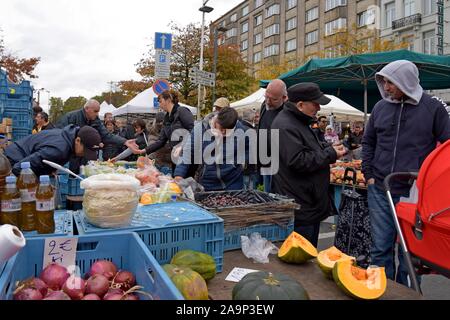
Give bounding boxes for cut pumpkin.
[332,260,387,300]
[317,246,355,279]
[278,231,318,264]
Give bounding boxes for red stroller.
[384,140,450,294]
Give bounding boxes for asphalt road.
[319,217,450,300]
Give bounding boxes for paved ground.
[319,217,450,300]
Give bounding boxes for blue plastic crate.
[22,210,74,238]
[4,111,33,129]
[57,174,69,195]
[0,232,183,300]
[12,127,32,141]
[68,177,84,196]
[3,98,32,110]
[73,202,224,271]
[223,220,294,252]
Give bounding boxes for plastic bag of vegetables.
[80,174,140,228]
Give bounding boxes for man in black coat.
[4,125,101,176]
[271,83,347,246]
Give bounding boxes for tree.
[48,97,64,123]
[0,29,40,82]
[118,80,150,98]
[63,96,87,114]
[91,91,130,107]
[253,58,300,82]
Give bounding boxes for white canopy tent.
[231,88,364,120]
[99,102,117,120]
[112,87,197,117]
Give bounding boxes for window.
[286,38,297,52]
[264,44,280,57]
[255,0,263,8]
[305,30,319,45]
[226,28,237,38]
[255,14,263,26]
[403,35,415,51]
[230,13,237,22]
[358,8,376,27]
[219,20,226,28]
[264,24,280,38]
[325,0,347,11]
[324,45,343,58]
[306,7,319,23]
[385,2,396,28]
[325,18,347,36]
[241,22,249,34]
[253,51,262,63]
[241,39,248,51]
[242,5,249,17]
[218,36,225,46]
[423,30,436,54]
[266,4,280,18]
[254,33,262,44]
[404,0,415,17]
[423,0,436,15]
[286,17,297,31]
[287,0,297,10]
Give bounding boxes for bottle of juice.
[17,162,37,231]
[35,175,55,234]
[0,175,21,227]
[0,152,12,193]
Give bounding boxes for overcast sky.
[0,0,242,111]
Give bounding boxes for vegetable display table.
[207,250,423,300]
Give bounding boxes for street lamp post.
[212,26,228,107]
[198,1,214,120]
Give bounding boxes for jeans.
[294,223,321,248]
[263,175,272,193]
[367,184,411,286]
[243,174,258,190]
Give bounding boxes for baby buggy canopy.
[384,140,450,293]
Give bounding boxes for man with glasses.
[258,79,288,192]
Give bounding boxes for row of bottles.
[0,162,55,234]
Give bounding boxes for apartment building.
[379,0,450,102]
[212,0,379,76]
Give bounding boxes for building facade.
[212,0,379,77]
[212,0,449,102]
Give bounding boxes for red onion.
[113,270,136,291]
[82,294,101,300]
[43,291,71,300]
[103,288,124,300]
[86,274,110,298]
[62,275,86,300]
[14,277,48,298]
[39,264,70,290]
[123,294,139,300]
[13,288,43,300]
[89,260,117,280]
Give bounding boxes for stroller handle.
[384,172,419,192]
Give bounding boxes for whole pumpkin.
[162,264,208,300]
[232,271,309,300]
[170,250,216,281]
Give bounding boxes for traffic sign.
[155,32,172,50]
[189,68,216,87]
[155,49,171,79]
[153,79,171,95]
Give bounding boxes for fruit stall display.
[330,160,367,188]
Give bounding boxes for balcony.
[392,13,422,31]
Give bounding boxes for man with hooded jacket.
[362,60,450,286]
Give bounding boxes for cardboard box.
[2,118,12,126]
[0,124,6,134]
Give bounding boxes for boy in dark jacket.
[362,60,450,286]
[271,83,347,246]
[4,125,101,176]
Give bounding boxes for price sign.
[225,267,259,282]
[43,237,78,270]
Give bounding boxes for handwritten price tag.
[225,267,259,282]
[43,237,78,270]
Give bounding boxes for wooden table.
[207,250,423,300]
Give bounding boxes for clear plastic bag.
[176,177,205,200]
[80,174,140,228]
[241,232,279,264]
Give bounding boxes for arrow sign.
[155,32,172,50]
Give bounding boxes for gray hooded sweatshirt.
[362,60,450,194]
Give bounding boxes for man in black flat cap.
[271,82,347,246]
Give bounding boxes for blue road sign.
[155,32,172,50]
[153,79,171,95]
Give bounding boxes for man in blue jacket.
[174,107,248,191]
[362,60,450,286]
[4,125,102,176]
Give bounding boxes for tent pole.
[364,80,368,125]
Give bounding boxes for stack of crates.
[0,69,33,141]
[57,174,84,209]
